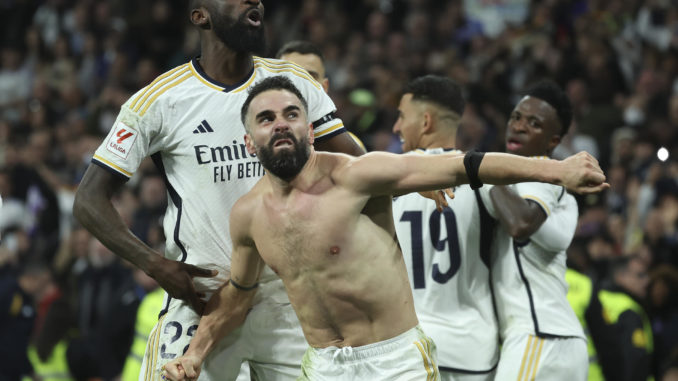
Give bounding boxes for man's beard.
[257,132,310,181]
[211,7,266,54]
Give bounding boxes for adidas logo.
[193,120,214,134]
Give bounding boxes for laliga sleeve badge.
[107,122,138,159]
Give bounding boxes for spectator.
[648,265,678,379]
[0,261,53,380]
[598,255,654,381]
[66,238,139,380]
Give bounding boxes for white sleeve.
[513,182,562,216]
[529,194,578,252]
[91,95,163,180]
[290,72,346,142]
[475,184,497,219]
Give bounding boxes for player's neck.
[519,150,552,158]
[421,133,456,150]
[199,42,254,86]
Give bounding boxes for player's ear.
[547,133,561,154]
[244,133,256,155]
[422,111,433,133]
[191,7,210,29]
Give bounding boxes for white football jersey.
[92,57,346,299]
[479,180,585,340]
[392,148,499,373]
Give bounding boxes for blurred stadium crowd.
[1,0,678,380]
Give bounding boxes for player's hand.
[148,257,217,314]
[559,152,609,194]
[162,355,203,381]
[418,189,455,212]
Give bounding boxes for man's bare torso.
[238,152,418,348]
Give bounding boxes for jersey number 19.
[400,208,461,289]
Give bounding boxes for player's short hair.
[523,79,572,136]
[276,40,324,62]
[240,76,309,129]
[403,75,465,116]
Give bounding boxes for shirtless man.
[163,76,607,380]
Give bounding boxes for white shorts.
[298,325,440,381]
[494,333,587,381]
[138,279,307,381]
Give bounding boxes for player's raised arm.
[335,150,607,196]
[162,197,265,381]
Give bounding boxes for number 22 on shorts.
[160,321,198,359]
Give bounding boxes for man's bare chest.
[252,190,360,273]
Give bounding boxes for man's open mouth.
[506,138,523,151]
[246,8,262,27]
[273,138,293,147]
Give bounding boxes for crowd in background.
[1,0,677,380]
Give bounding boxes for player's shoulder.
[231,195,252,221]
[315,150,352,169]
[230,183,264,231]
[309,151,352,180]
[252,56,323,92]
[123,62,195,117]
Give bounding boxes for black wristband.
[229,279,259,291]
[464,150,485,190]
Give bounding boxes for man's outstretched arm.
[163,198,265,381]
[73,164,216,313]
[336,150,608,196]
